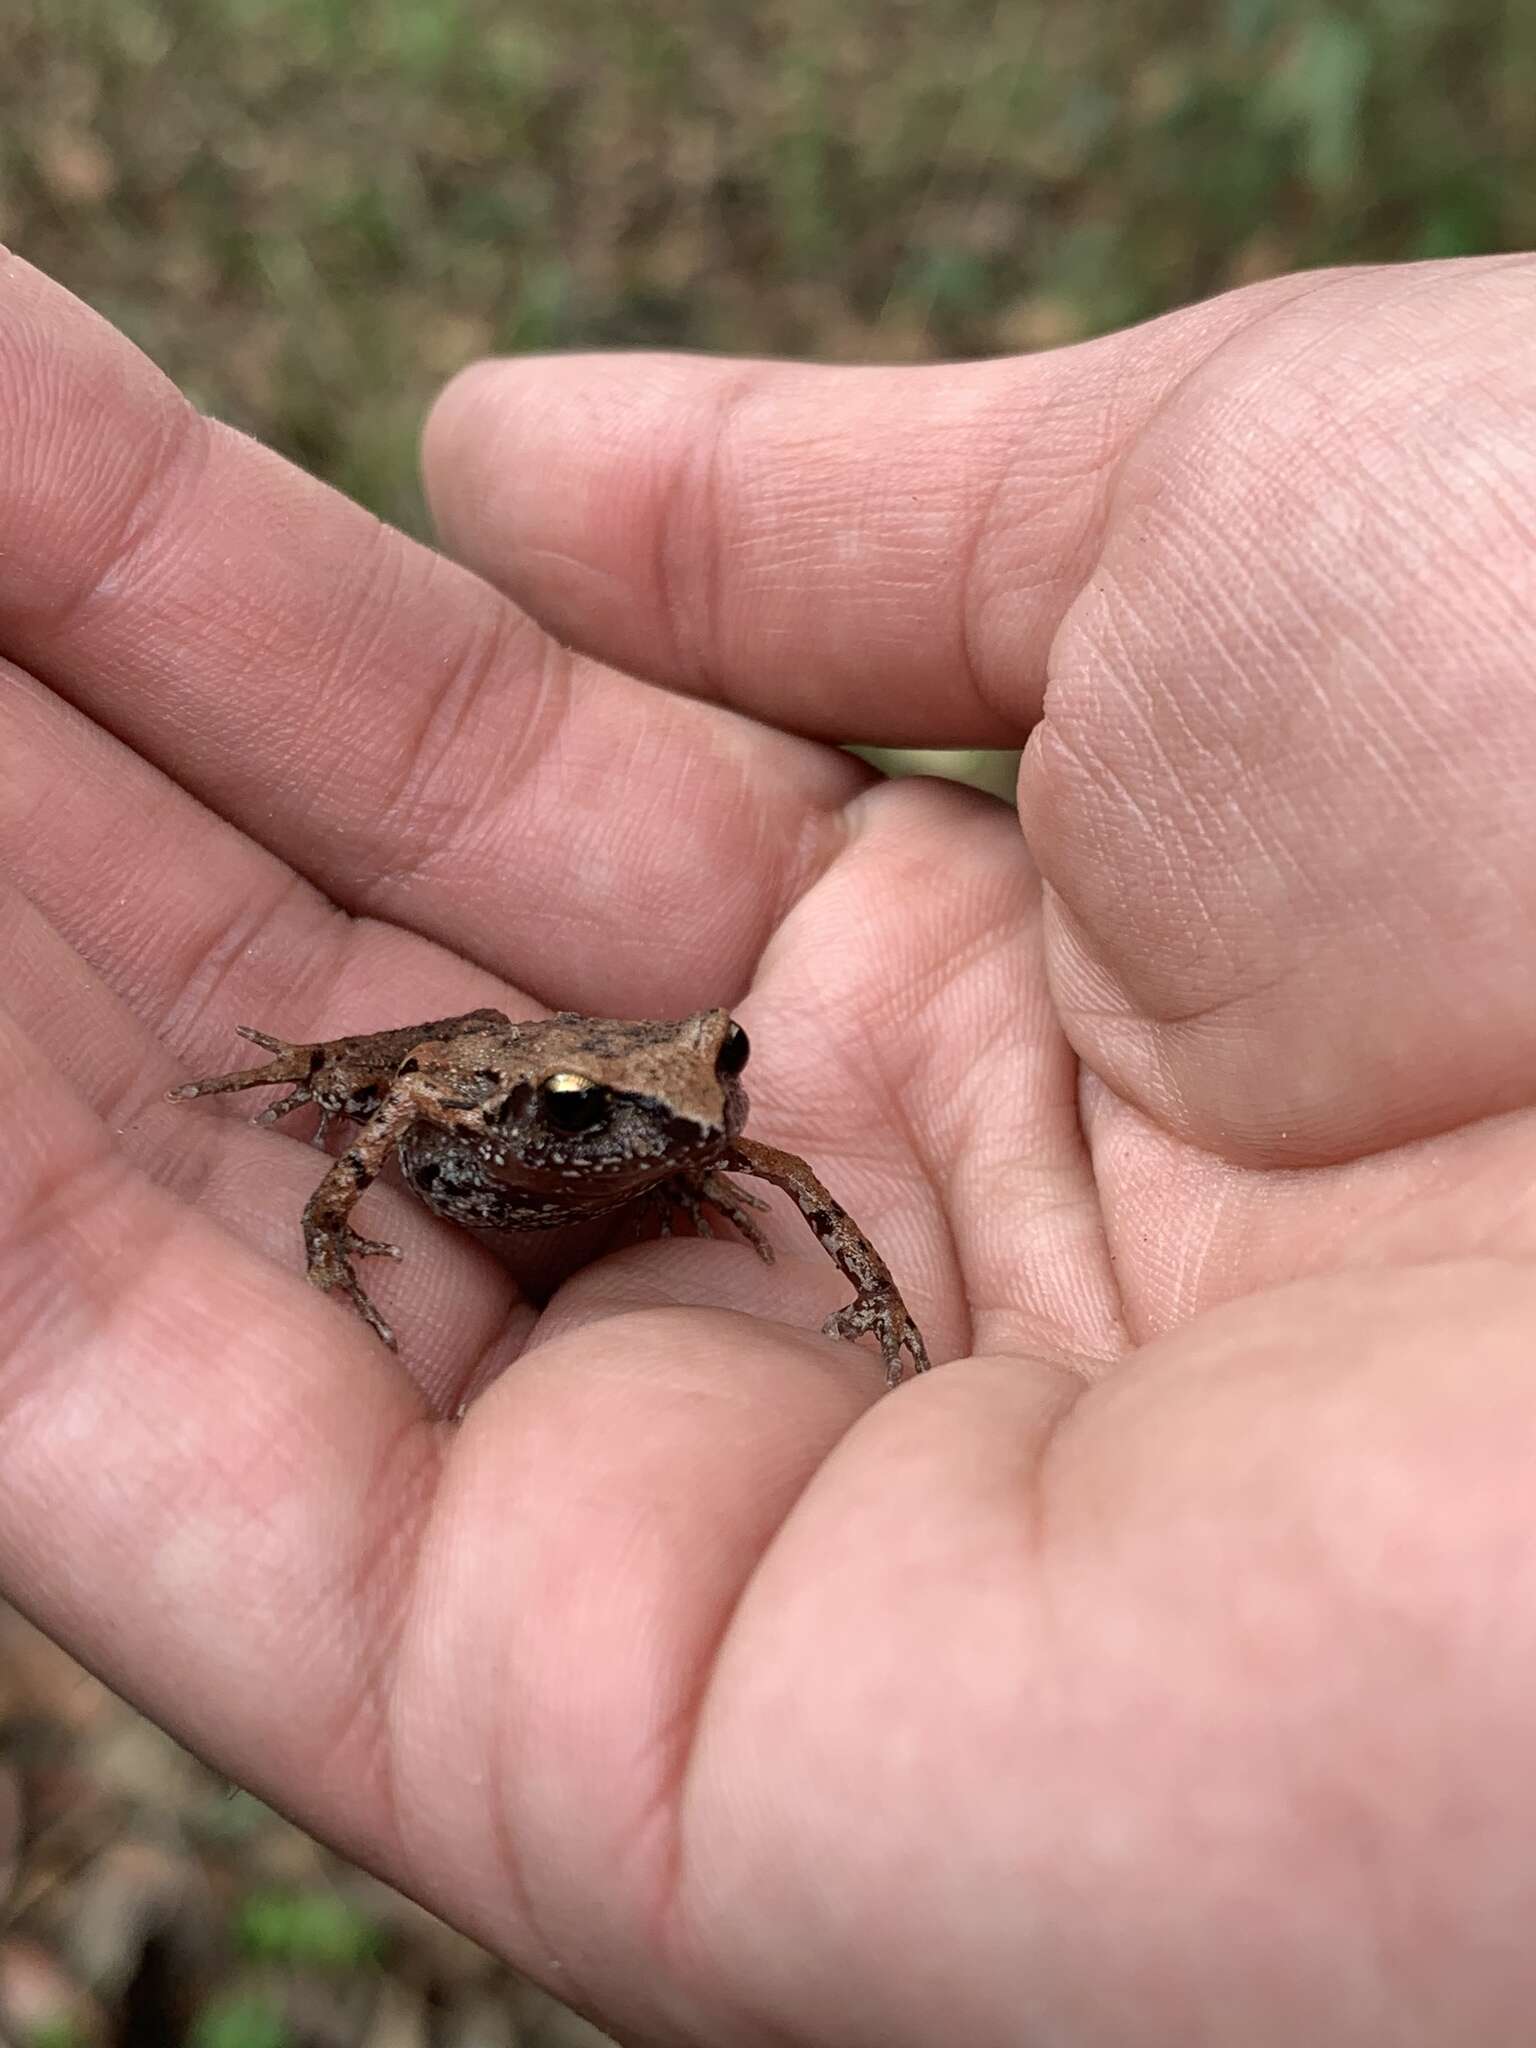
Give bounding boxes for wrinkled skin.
[1,248,1535,2046]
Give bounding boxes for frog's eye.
[716,1023,750,1078]
[542,1072,610,1133]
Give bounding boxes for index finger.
[421,273,1353,745]
[0,252,862,1017]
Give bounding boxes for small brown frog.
[170,1009,930,1386]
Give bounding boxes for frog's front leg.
[300,1085,433,1349]
[659,1170,774,1258]
[168,1011,507,1148]
[722,1138,930,1387]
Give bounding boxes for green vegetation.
[190,1996,292,2048]
[3,0,1530,539]
[234,1888,386,1970]
[21,2024,92,2048]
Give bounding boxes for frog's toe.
[342,1230,402,1261]
[305,1245,399,1348]
[335,1276,397,1350]
[348,1288,398,1350]
[235,1025,292,1054]
[823,1293,931,1388]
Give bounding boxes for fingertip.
[419,355,516,564]
[422,350,716,681]
[422,351,621,571]
[0,254,193,629]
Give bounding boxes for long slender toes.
[166,1075,227,1102]
[166,1027,318,1105]
[353,1293,398,1350]
[896,1334,930,1387]
[235,1026,292,1053]
[347,1289,398,1350]
[253,1094,314,1126]
[343,1232,402,1261]
[306,1262,398,1350]
[696,1174,776,1260]
[823,1296,930,1388]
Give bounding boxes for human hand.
[2,248,1535,2045]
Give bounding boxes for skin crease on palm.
[0,246,1535,2048]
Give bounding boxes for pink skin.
[2,245,1536,2044]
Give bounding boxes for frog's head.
[415,1008,751,1197]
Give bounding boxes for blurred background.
[0,1,1531,2040]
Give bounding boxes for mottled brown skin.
[169,1009,930,1386]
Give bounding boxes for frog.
[168,1007,931,1386]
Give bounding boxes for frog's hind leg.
[167,1026,333,1131]
[168,1011,508,1146]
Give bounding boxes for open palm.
[4,249,1536,2047]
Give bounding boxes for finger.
[0,251,860,1017]
[0,655,513,1054]
[422,272,1355,745]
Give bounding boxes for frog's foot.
[655,1173,774,1262]
[659,1184,713,1240]
[302,1228,402,1349]
[823,1288,932,1388]
[171,1017,475,1142]
[168,1026,325,1126]
[696,1173,774,1263]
